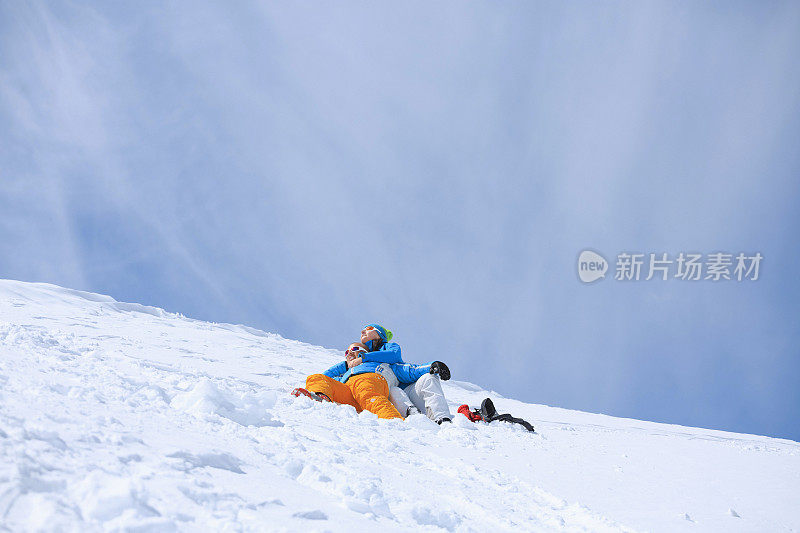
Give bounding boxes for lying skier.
[297,340,404,419]
[293,324,453,424]
[361,324,454,424]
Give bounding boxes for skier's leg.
[404,374,452,422]
[402,382,427,413]
[305,374,360,411]
[388,386,417,417]
[348,374,404,420]
[375,363,414,414]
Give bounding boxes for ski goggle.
[361,324,390,341]
[361,325,381,337]
[345,346,366,356]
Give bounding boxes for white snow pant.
[376,364,451,421]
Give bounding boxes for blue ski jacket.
[387,362,433,385]
[324,342,404,383]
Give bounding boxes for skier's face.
[346,343,367,356]
[360,327,380,344]
[345,343,367,361]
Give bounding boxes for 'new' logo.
[578,250,607,283]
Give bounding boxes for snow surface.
[0,279,798,532]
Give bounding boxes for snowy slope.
[0,280,797,532]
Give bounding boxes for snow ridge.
[0,280,797,532]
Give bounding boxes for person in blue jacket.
[319,324,404,385]
[360,324,454,424]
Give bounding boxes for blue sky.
[2,2,799,440]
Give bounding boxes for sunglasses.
[345,346,366,356]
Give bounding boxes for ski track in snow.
[0,280,798,532]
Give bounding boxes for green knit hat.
[364,323,393,342]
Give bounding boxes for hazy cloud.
[1,1,798,438]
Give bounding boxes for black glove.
[430,361,450,381]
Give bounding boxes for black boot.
[480,398,498,421]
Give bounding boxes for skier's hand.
[430,361,450,381]
[347,356,363,369]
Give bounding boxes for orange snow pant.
[305,373,403,420]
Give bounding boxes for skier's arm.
[323,360,348,378]
[390,362,432,384]
[361,342,403,364]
